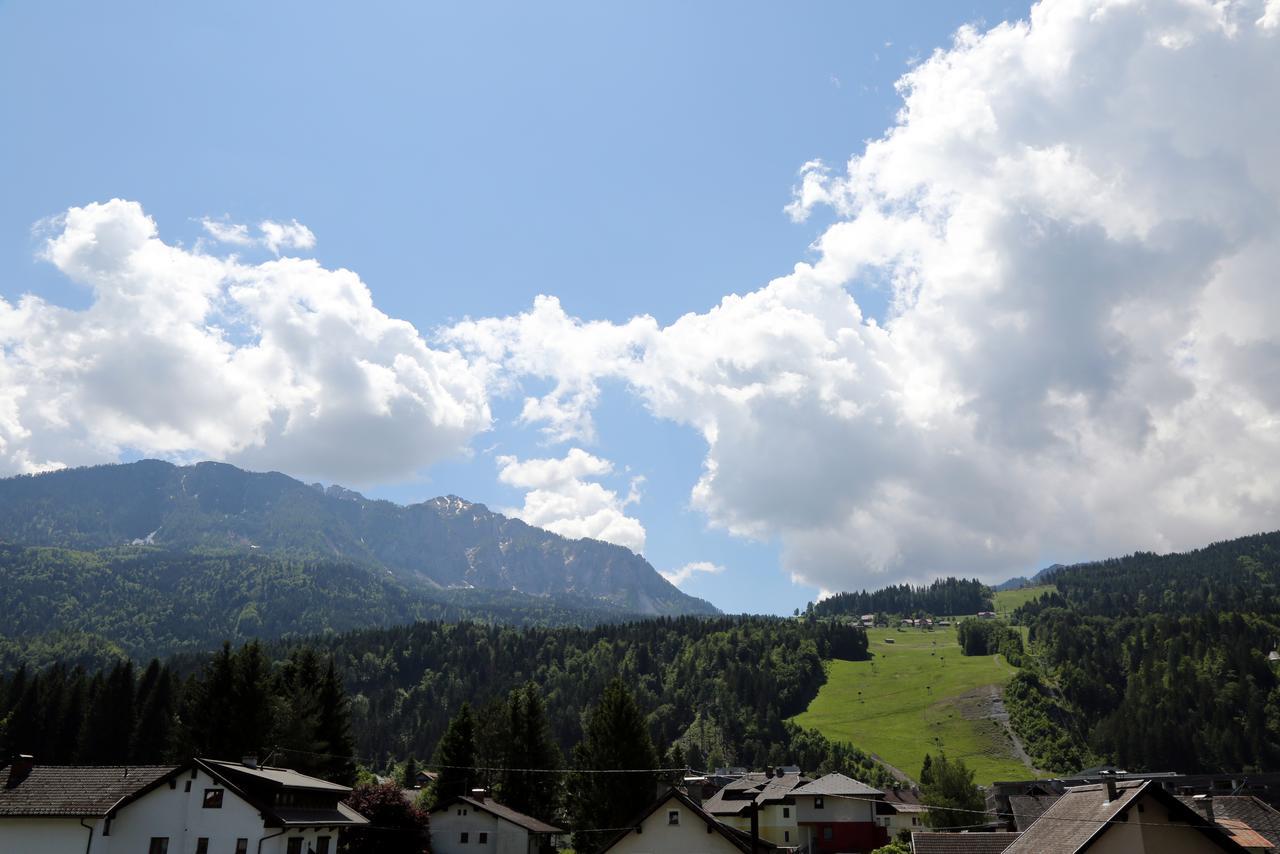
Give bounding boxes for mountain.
[994,563,1067,591]
[0,461,718,664]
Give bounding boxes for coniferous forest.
[1008,531,1280,774]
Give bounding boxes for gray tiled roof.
[1003,781,1146,854]
[0,764,176,817]
[790,772,883,798]
[1007,794,1060,831]
[911,832,1022,854]
[203,759,350,792]
[1178,796,1280,853]
[450,795,563,834]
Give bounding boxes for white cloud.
[497,448,647,553]
[1,199,490,482]
[448,0,1280,594]
[201,216,317,255]
[661,561,726,587]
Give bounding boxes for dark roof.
[878,787,927,814]
[790,772,883,798]
[702,772,809,815]
[202,759,349,792]
[435,795,563,834]
[1007,794,1061,831]
[0,764,177,817]
[1004,780,1247,854]
[911,832,1022,854]
[596,787,778,854]
[1178,796,1280,853]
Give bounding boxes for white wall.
[432,805,533,854]
[0,816,100,854]
[794,794,875,824]
[603,798,745,854]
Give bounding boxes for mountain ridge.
[0,459,718,617]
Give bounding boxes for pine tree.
[313,658,356,785]
[431,703,476,807]
[499,683,561,823]
[79,660,135,764]
[132,661,175,763]
[401,756,418,789]
[570,678,658,850]
[232,641,273,758]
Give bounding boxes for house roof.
[202,759,350,792]
[790,772,883,799]
[596,787,779,854]
[1218,818,1275,850]
[702,772,810,815]
[1003,780,1246,854]
[1178,796,1280,853]
[911,832,1023,854]
[1007,793,1061,831]
[0,763,176,817]
[434,795,563,835]
[878,787,927,813]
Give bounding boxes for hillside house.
[790,772,888,853]
[876,786,927,839]
[703,768,809,847]
[0,755,366,854]
[597,787,779,854]
[430,790,563,854]
[1002,778,1251,853]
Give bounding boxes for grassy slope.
[993,584,1055,615]
[789,627,1027,786]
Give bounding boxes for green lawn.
[993,584,1055,614]
[789,628,1029,786]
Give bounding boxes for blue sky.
[6,0,1273,616]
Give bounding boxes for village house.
[1000,778,1253,853]
[429,789,563,854]
[789,771,888,853]
[875,785,928,840]
[597,787,779,854]
[0,755,366,854]
[910,832,1022,854]
[703,767,808,847]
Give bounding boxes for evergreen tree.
[570,678,658,850]
[131,661,175,763]
[431,703,476,807]
[79,660,135,764]
[921,754,983,830]
[232,641,273,758]
[401,756,418,789]
[312,658,357,785]
[498,683,561,823]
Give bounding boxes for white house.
[429,790,563,854]
[598,787,778,854]
[0,755,367,854]
[789,772,888,853]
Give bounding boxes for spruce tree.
[79,661,135,764]
[313,658,357,785]
[431,702,476,807]
[131,661,175,764]
[570,678,658,850]
[499,683,561,822]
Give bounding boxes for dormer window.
[668,809,680,825]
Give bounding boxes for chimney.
[5,755,34,788]
[1193,795,1215,824]
[1102,771,1117,803]
[471,788,487,803]
[242,755,258,769]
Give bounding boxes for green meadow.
[789,627,1029,786]
[993,584,1056,614]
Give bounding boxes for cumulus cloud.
[448,0,1280,593]
[201,217,317,255]
[497,448,647,553]
[0,199,489,482]
[661,561,726,587]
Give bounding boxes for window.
[823,827,833,840]
[235,840,248,854]
[195,840,209,854]
[184,780,192,792]
[460,832,470,843]
[148,840,169,854]
[668,809,680,825]
[202,788,224,809]
[316,838,331,854]
[287,840,303,854]
[784,831,790,842]
[814,797,824,809]
[478,832,488,843]
[782,806,790,818]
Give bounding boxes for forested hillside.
[0,544,656,670]
[0,460,717,617]
[812,577,991,618]
[1011,531,1280,774]
[1,617,893,790]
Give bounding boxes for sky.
[2,0,1279,615]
